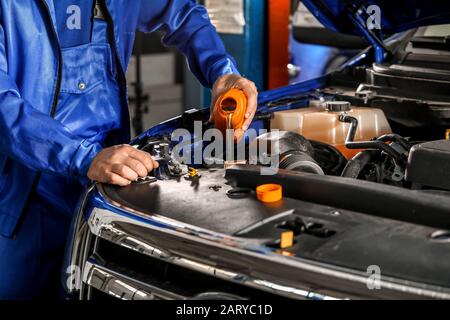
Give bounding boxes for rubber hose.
[341,150,380,179]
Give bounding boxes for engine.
[261,100,450,191]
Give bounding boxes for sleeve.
[138,0,240,88]
[0,23,101,181]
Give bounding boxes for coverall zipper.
[40,0,64,118]
[98,0,129,116]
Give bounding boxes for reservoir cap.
[327,101,351,112]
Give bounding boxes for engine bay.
[126,45,450,194]
[136,86,450,194]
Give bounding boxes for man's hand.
[210,74,258,141]
[87,145,159,186]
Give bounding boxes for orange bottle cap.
[256,184,283,203]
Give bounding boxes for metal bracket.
[348,5,391,64]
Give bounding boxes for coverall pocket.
[60,43,113,95]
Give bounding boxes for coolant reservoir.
[270,101,392,159]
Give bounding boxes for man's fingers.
[124,158,148,177]
[105,172,131,187]
[234,78,257,116]
[129,148,156,172]
[151,157,160,169]
[110,163,139,182]
[242,89,257,130]
[89,145,161,186]
[234,128,246,142]
[242,115,254,133]
[240,84,258,130]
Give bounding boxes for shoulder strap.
[93,0,106,20]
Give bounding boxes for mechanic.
[0,0,257,299]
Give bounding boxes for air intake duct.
[251,131,324,175]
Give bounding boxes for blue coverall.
[0,0,238,299]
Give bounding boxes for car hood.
[302,0,450,35]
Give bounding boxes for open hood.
[302,0,450,35]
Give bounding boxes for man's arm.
[138,0,259,139]
[0,22,100,180]
[0,22,156,186]
[138,0,239,88]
